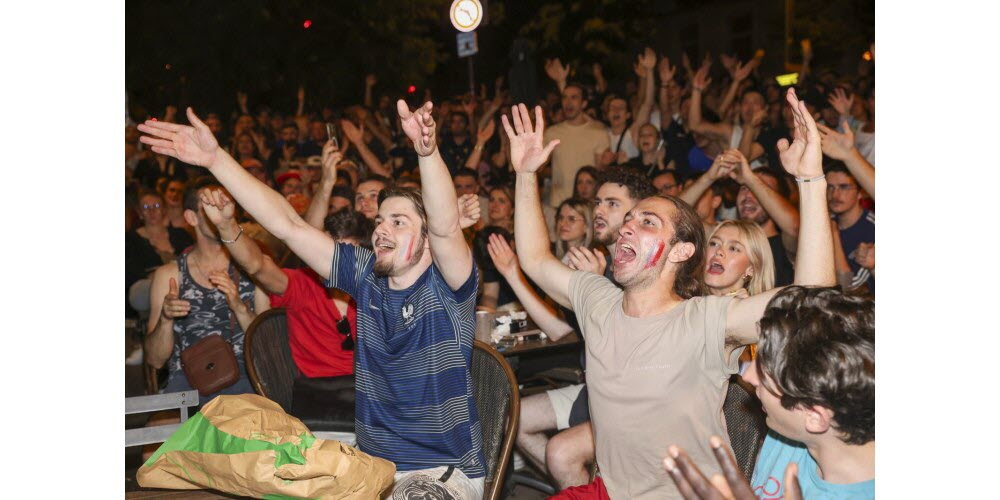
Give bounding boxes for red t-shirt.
[269,268,356,377]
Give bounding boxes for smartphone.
[326,123,339,149]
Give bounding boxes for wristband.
[220,225,244,244]
[795,174,826,183]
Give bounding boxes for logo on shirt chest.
[401,304,415,324]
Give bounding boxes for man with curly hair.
[744,286,875,499]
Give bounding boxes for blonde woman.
[704,219,776,297]
[704,219,775,362]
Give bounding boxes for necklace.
[190,252,228,281]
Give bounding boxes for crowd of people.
[126,40,875,499]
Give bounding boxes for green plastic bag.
[137,394,394,499]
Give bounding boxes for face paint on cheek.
[404,236,415,261]
[644,241,666,269]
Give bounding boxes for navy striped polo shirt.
[325,243,485,478]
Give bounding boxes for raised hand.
[749,108,768,128]
[340,119,365,145]
[199,187,236,227]
[663,436,804,500]
[161,278,190,320]
[566,247,606,275]
[592,62,604,80]
[365,73,377,87]
[458,194,481,229]
[720,53,738,75]
[321,140,342,182]
[817,118,856,160]
[827,88,854,117]
[801,39,813,61]
[544,58,571,83]
[855,242,875,270]
[208,271,245,313]
[658,56,676,85]
[663,437,756,499]
[236,91,248,109]
[720,149,753,185]
[138,107,220,167]
[462,95,478,115]
[397,100,437,157]
[692,64,712,92]
[733,59,756,82]
[636,47,657,77]
[776,88,823,179]
[477,119,496,144]
[297,86,306,103]
[164,105,179,123]
[705,152,737,182]
[486,233,519,279]
[682,52,694,75]
[501,104,560,174]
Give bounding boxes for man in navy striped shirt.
[138,101,484,499]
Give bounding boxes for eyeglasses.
[337,317,354,351]
[141,203,162,211]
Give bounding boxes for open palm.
[501,104,560,174]
[397,100,437,156]
[138,107,219,167]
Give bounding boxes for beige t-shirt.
[544,118,610,207]
[569,271,741,500]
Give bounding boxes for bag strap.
[217,260,247,346]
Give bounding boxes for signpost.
[450,0,483,97]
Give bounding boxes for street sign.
[457,31,478,58]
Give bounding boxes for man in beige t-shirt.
[500,87,834,498]
[543,84,609,208]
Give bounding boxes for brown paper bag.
[137,394,394,499]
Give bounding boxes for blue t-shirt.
[751,431,874,499]
[325,243,485,478]
[838,210,875,294]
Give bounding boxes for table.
[495,330,581,357]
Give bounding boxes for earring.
[742,274,753,286]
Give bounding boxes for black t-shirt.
[661,117,696,178]
[438,135,474,177]
[767,234,795,287]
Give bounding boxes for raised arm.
[688,64,732,141]
[341,119,392,177]
[818,119,875,198]
[464,119,495,169]
[726,149,801,238]
[145,266,184,369]
[398,99,473,290]
[678,154,734,207]
[487,234,574,340]
[303,140,342,229]
[364,74,376,109]
[138,108,336,279]
[718,59,756,120]
[200,188,290,296]
[503,104,574,308]
[544,58,570,93]
[726,88,835,345]
[628,48,658,143]
[657,56,679,120]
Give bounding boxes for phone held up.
[326,123,339,150]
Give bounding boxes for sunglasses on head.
[337,317,354,351]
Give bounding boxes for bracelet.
[795,174,826,183]
[220,225,244,244]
